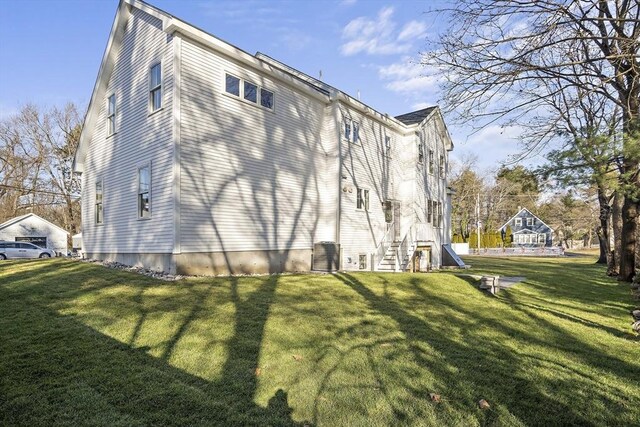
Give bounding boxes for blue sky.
[0,0,529,169]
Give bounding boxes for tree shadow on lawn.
[0,262,309,426]
[331,272,639,426]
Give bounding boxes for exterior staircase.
[377,241,413,272]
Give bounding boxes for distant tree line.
[0,103,83,235]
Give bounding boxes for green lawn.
[1,256,638,426]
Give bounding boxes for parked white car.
[0,241,56,260]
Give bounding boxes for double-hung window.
[138,164,151,219]
[107,95,116,135]
[428,150,434,174]
[437,202,443,227]
[526,217,534,226]
[150,63,162,112]
[344,119,360,143]
[439,154,445,177]
[356,188,369,211]
[95,181,103,224]
[418,143,424,164]
[385,136,392,157]
[515,218,522,226]
[427,199,432,223]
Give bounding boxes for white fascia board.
[73,0,132,173]
[163,19,330,105]
[335,92,410,133]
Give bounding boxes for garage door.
[15,236,47,248]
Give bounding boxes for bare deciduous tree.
[423,0,639,280]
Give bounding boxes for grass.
[1,256,638,426]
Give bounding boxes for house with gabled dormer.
[72,0,457,275]
[499,208,553,247]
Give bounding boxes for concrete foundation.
[175,248,313,275]
[86,252,175,274]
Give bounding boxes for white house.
[0,213,69,255]
[72,0,456,275]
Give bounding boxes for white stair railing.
[374,221,396,268]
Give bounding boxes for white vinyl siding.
[81,7,174,254]
[179,37,333,253]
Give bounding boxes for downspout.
[332,92,342,259]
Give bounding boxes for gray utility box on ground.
[312,242,340,272]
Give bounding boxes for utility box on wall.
[312,242,341,272]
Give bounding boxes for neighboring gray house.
[72,0,455,275]
[499,208,553,247]
[0,213,69,255]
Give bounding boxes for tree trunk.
[619,199,638,281]
[596,186,611,265]
[611,191,623,276]
[618,109,639,282]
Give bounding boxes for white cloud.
[397,21,427,42]
[378,57,441,95]
[340,7,413,56]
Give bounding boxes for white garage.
[0,213,69,255]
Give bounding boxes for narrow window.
[418,143,424,164]
[260,88,274,109]
[428,150,434,174]
[352,122,359,143]
[358,254,367,270]
[385,136,391,157]
[427,199,432,223]
[150,63,162,112]
[438,202,443,227]
[225,74,240,96]
[515,218,522,226]
[356,188,369,210]
[526,217,534,226]
[244,81,258,103]
[138,164,151,219]
[95,181,103,224]
[439,154,445,176]
[345,121,351,141]
[107,94,116,135]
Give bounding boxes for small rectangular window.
[356,188,369,210]
[345,122,351,141]
[260,88,274,109]
[225,74,240,97]
[385,136,391,157]
[428,150,434,174]
[527,218,534,226]
[515,218,522,226]
[95,181,103,224]
[244,81,258,103]
[418,144,424,164]
[107,94,116,135]
[538,233,545,243]
[352,123,359,142]
[439,155,445,176]
[359,254,367,270]
[138,165,151,219]
[150,63,162,112]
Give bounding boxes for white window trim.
[358,253,368,270]
[343,118,360,143]
[149,62,163,114]
[137,162,152,220]
[356,187,370,211]
[526,217,534,226]
[107,94,116,137]
[95,179,104,225]
[222,71,275,112]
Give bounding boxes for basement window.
[359,254,367,270]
